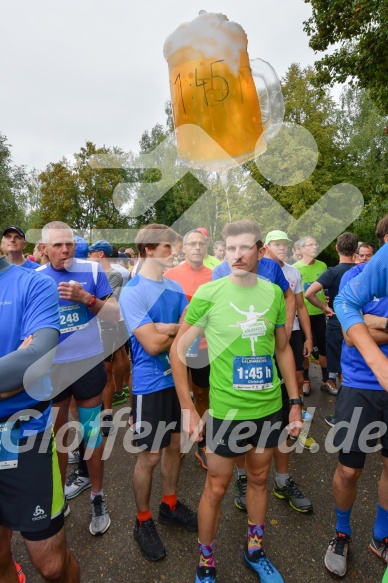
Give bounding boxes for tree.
[38,142,131,234]
[304,0,388,113]
[0,132,28,227]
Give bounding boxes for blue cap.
[88,239,113,257]
[74,236,89,258]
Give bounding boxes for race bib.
[59,304,89,334]
[186,335,201,358]
[158,352,172,377]
[233,355,273,390]
[0,422,20,470]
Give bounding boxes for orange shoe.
[13,557,26,583]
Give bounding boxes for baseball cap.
[196,227,209,238]
[74,236,89,258]
[265,230,291,245]
[2,226,26,239]
[88,239,113,257]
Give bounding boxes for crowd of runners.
[0,216,388,583]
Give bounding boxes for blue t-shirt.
[335,248,388,390]
[120,274,188,395]
[22,259,39,270]
[37,259,112,363]
[0,264,60,435]
[212,257,290,292]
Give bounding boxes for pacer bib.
[233,355,273,390]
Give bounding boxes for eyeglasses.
[185,242,207,248]
[304,243,319,248]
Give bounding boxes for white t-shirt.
[282,263,302,332]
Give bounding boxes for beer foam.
[164,11,248,77]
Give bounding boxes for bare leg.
[378,457,388,509]
[333,462,362,510]
[0,527,18,583]
[160,432,182,495]
[24,527,80,583]
[245,447,275,525]
[133,450,161,512]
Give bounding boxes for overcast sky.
[0,0,316,171]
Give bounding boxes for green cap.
[265,230,291,245]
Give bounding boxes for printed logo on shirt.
[229,302,272,356]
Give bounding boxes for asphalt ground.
[13,362,387,582]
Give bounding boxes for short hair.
[336,232,358,256]
[111,246,119,258]
[183,229,207,245]
[214,240,225,249]
[135,224,177,259]
[358,241,375,253]
[292,239,301,251]
[222,220,263,249]
[41,221,73,244]
[299,235,316,248]
[34,240,44,252]
[375,215,388,246]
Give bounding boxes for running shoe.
[297,430,319,452]
[64,499,70,517]
[158,500,198,531]
[234,474,247,511]
[302,409,313,422]
[195,445,208,470]
[123,384,130,398]
[302,380,311,396]
[242,545,284,582]
[68,448,80,464]
[112,390,127,406]
[311,346,320,361]
[89,494,111,535]
[195,565,217,582]
[324,531,351,577]
[273,477,313,513]
[369,532,388,563]
[13,557,26,583]
[321,379,338,396]
[134,517,166,561]
[65,470,91,499]
[325,415,336,428]
[101,414,115,437]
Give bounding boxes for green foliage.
[38,142,131,231]
[0,133,28,227]
[304,0,388,113]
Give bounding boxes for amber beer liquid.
[168,50,263,168]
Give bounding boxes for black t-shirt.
[317,262,355,325]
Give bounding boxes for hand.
[181,407,204,442]
[57,281,88,304]
[303,338,313,357]
[287,406,302,438]
[323,306,335,317]
[18,335,33,349]
[363,314,388,331]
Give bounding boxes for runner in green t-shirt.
[171,220,301,583]
[294,236,328,395]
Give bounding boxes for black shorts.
[208,409,283,458]
[290,330,304,371]
[0,432,64,540]
[306,314,326,356]
[101,324,120,363]
[326,323,343,374]
[333,386,388,467]
[51,357,107,403]
[132,387,181,451]
[188,349,210,388]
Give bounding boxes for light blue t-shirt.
[120,274,188,395]
[212,258,290,292]
[0,264,60,435]
[336,247,388,390]
[37,259,112,363]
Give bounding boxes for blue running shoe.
[195,565,217,582]
[243,545,284,582]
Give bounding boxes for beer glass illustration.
[164,11,284,171]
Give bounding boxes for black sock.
[303,368,309,381]
[77,440,89,476]
[321,367,329,382]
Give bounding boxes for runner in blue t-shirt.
[324,216,388,577]
[1,225,39,269]
[0,249,80,582]
[38,221,120,537]
[119,224,197,562]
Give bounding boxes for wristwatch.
[289,396,304,406]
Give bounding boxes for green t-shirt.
[294,259,328,316]
[185,276,286,421]
[203,255,221,270]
